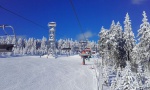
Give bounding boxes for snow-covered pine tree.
[99,21,125,67]
[115,61,139,90]
[40,36,47,56]
[57,39,63,54]
[98,26,109,64]
[106,21,117,66]
[72,40,80,54]
[30,39,37,55]
[107,21,126,68]
[17,38,23,54]
[110,67,122,90]
[36,39,41,55]
[137,11,150,72]
[5,36,12,44]
[12,37,16,45]
[12,36,17,55]
[23,39,28,55]
[33,39,37,55]
[123,13,136,63]
[136,63,145,89]
[131,45,140,72]
[28,38,34,55]
[144,76,150,90]
[114,22,126,68]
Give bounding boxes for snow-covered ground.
[0,55,97,90]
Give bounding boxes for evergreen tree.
[40,36,47,55]
[17,38,23,54]
[5,36,12,44]
[123,13,136,62]
[23,39,28,55]
[115,22,126,68]
[137,11,150,72]
[116,62,139,90]
[136,63,145,89]
[98,26,109,61]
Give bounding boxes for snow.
[0,55,96,90]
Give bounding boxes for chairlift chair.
[79,40,88,44]
[60,41,71,56]
[0,25,16,52]
[80,50,91,65]
[80,50,90,57]
[60,41,71,51]
[61,47,71,51]
[0,44,14,52]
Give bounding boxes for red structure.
[80,49,91,65]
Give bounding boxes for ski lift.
[60,41,71,51]
[0,44,14,52]
[79,40,87,45]
[61,48,71,51]
[80,50,91,65]
[79,40,88,51]
[61,47,71,56]
[60,41,72,56]
[80,50,91,57]
[0,25,16,52]
[79,41,87,43]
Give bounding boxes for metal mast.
[48,22,57,58]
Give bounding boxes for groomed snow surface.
[0,55,97,90]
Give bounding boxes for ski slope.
[0,55,96,90]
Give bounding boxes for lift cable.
[0,5,68,39]
[0,5,47,30]
[69,0,86,40]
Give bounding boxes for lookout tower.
[48,22,57,58]
[48,22,56,41]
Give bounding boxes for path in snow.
[0,55,96,90]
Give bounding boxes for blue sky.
[0,0,150,41]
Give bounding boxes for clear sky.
[0,0,150,41]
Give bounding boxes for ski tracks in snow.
[0,55,96,90]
